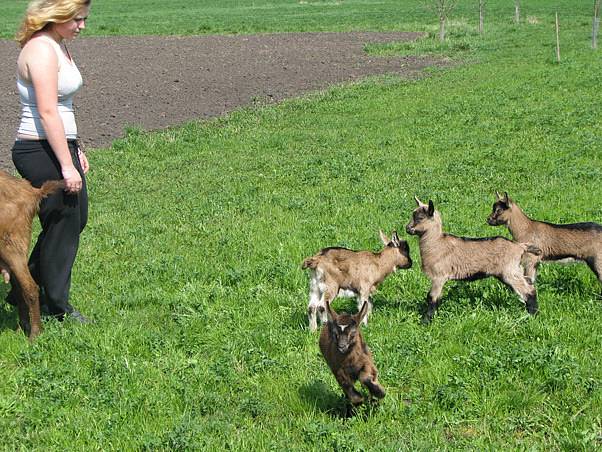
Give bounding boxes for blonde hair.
[16,0,91,47]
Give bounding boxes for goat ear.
[325,299,338,323]
[356,302,369,326]
[391,230,400,245]
[427,200,435,216]
[414,195,426,207]
[503,192,511,204]
[379,230,389,245]
[496,191,503,200]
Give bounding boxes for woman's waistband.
[13,138,79,153]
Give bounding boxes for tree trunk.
[514,0,520,24]
[439,14,446,41]
[479,1,485,34]
[593,0,601,49]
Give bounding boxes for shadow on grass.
[537,265,601,298]
[0,284,19,333]
[299,380,383,419]
[413,280,524,320]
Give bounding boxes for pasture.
[1,0,601,449]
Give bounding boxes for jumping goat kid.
[302,231,412,332]
[319,300,386,406]
[406,197,541,323]
[0,170,64,339]
[488,192,602,286]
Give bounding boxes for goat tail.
[36,179,66,199]
[301,256,320,270]
[520,243,542,257]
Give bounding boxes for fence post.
[593,0,601,49]
[556,12,560,63]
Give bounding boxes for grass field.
[1,0,601,449]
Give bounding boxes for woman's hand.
[62,165,82,193]
[78,149,89,174]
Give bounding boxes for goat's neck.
[377,249,401,275]
[418,223,444,255]
[507,206,533,240]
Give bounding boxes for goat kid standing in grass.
[319,299,385,406]
[0,170,64,339]
[302,231,412,332]
[488,192,602,288]
[406,197,541,323]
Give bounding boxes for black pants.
[11,139,88,315]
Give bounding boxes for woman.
[8,0,92,323]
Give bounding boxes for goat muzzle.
[487,216,500,226]
[398,259,412,269]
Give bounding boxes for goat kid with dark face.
[319,300,385,406]
[302,231,412,332]
[0,170,64,339]
[406,197,541,323]
[488,192,602,288]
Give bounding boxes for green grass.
[1,0,601,449]
[0,0,591,38]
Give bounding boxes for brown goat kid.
[406,197,541,323]
[319,300,385,406]
[488,192,602,287]
[302,231,412,332]
[0,170,64,339]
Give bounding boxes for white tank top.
[17,35,83,139]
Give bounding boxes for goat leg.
[16,297,31,336]
[525,291,538,315]
[585,256,602,291]
[307,305,318,332]
[307,274,322,332]
[357,292,372,326]
[335,370,364,405]
[502,273,538,315]
[10,262,42,339]
[359,368,385,400]
[422,279,444,324]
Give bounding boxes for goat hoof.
[350,396,364,406]
[421,313,434,325]
[372,387,386,399]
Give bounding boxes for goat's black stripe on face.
[413,208,430,222]
[492,201,509,212]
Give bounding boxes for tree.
[479,0,486,34]
[514,0,520,24]
[424,0,458,41]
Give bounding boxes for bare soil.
[0,32,440,172]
